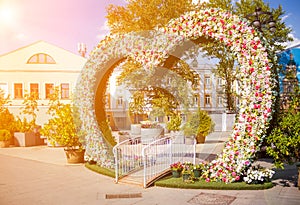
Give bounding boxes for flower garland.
[74,31,184,166]
[163,9,274,182]
[75,8,275,182]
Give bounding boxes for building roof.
[0,41,87,71]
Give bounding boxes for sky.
[0,0,300,56]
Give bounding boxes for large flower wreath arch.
[75,8,274,182]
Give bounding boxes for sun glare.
[0,6,15,25]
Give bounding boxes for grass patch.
[85,163,115,178]
[154,176,274,190]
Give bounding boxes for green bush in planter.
[0,129,12,141]
[182,109,214,143]
[40,87,84,150]
[41,104,83,149]
[167,114,182,132]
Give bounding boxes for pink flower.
[206,178,211,182]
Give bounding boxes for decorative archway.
[75,8,274,182]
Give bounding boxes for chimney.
[78,43,87,57]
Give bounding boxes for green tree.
[0,89,15,134]
[182,109,214,143]
[20,91,39,127]
[41,87,84,149]
[266,87,300,169]
[107,0,199,122]
[106,0,197,34]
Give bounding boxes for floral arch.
[74,8,274,182]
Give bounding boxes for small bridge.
[113,133,198,188]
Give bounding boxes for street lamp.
[246,7,276,33]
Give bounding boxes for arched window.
[27,53,56,64]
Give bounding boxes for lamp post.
[246,7,276,33]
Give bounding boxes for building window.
[45,83,54,99]
[14,83,23,99]
[193,94,199,107]
[27,53,56,64]
[217,95,223,107]
[204,94,211,107]
[117,97,123,107]
[0,83,9,98]
[61,83,70,99]
[217,78,223,89]
[30,83,39,98]
[204,76,211,90]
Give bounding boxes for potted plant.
[182,162,193,181]
[192,161,207,178]
[0,129,12,148]
[170,162,183,178]
[182,109,214,144]
[40,87,85,163]
[166,114,182,132]
[14,91,42,146]
[13,117,37,147]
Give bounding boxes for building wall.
[0,41,86,126]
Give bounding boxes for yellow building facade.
[0,41,87,125]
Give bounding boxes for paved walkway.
[0,139,299,205]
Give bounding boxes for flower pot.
[64,149,85,164]
[171,170,181,178]
[0,140,10,148]
[193,169,201,178]
[182,173,191,181]
[196,134,206,144]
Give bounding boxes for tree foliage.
[106,0,200,122]
[106,0,196,34]
[182,109,214,143]
[20,91,39,126]
[266,87,300,169]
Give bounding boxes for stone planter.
[64,148,85,164]
[131,124,141,135]
[141,128,164,143]
[0,140,10,148]
[14,132,36,147]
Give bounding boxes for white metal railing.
[113,136,143,183]
[113,132,196,188]
[142,134,196,188]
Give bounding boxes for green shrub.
[0,129,12,141]
[0,108,15,133]
[166,114,182,131]
[41,104,82,149]
[182,109,214,143]
[266,86,300,169]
